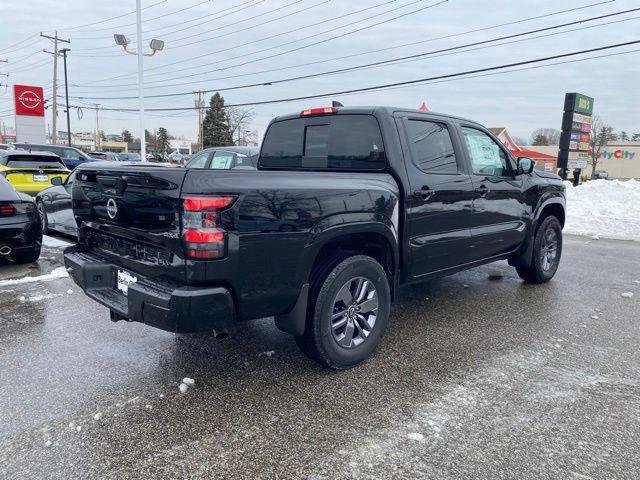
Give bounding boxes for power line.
[70,0,615,91]
[67,0,259,43]
[63,40,640,112]
[78,0,333,56]
[55,0,169,32]
[74,0,449,85]
[63,8,640,101]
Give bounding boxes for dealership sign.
[14,85,45,117]
[558,92,594,170]
[13,84,46,143]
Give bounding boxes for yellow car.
[0,150,69,197]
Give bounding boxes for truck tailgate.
[73,163,188,282]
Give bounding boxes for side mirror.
[517,157,535,175]
[51,176,63,186]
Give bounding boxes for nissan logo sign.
[17,90,42,110]
[106,198,118,219]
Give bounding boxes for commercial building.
[489,128,558,172]
[532,142,639,179]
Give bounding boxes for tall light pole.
[135,0,145,161]
[114,9,164,162]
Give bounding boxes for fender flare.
[510,196,565,269]
[274,214,399,337]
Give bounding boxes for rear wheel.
[295,255,391,369]
[37,200,50,234]
[11,247,41,264]
[516,216,562,283]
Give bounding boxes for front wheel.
[516,216,562,283]
[295,255,391,369]
[37,200,50,234]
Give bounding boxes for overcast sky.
[1,0,639,144]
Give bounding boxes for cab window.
[210,151,235,169]
[406,120,458,173]
[186,151,210,169]
[461,127,511,177]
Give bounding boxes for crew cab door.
[457,125,528,260]
[398,115,475,277]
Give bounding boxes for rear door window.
[405,120,458,173]
[260,114,385,170]
[185,151,210,169]
[210,151,235,169]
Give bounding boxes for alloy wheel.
[330,276,379,349]
[540,227,558,272]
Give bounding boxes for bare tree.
[529,128,561,145]
[226,107,256,146]
[588,115,616,179]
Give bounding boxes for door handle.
[474,185,490,197]
[414,188,435,199]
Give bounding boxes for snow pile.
[42,235,72,248]
[0,267,69,287]
[564,179,640,241]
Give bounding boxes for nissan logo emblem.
[18,90,42,109]
[106,198,118,219]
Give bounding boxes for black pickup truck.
[64,106,565,369]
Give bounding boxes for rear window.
[1,154,66,169]
[260,114,386,170]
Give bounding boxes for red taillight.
[0,204,16,216]
[0,202,35,217]
[181,195,235,260]
[183,196,235,211]
[184,229,224,243]
[300,107,337,116]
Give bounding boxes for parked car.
[593,170,609,180]
[12,143,96,170]
[0,144,10,150]
[185,146,258,170]
[36,171,77,236]
[0,175,42,264]
[88,151,120,161]
[0,150,69,196]
[116,153,142,162]
[64,106,566,369]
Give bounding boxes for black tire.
[516,216,562,283]
[295,255,391,369]
[37,200,50,234]
[11,247,41,264]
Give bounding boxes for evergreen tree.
[122,129,133,143]
[532,134,549,146]
[202,92,234,147]
[156,127,171,154]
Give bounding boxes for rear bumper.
[0,219,42,252]
[63,246,236,333]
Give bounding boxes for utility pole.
[59,48,71,146]
[95,104,101,151]
[195,91,204,151]
[41,32,69,145]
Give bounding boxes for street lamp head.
[114,34,129,46]
[149,39,164,51]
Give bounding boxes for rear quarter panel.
[182,169,400,320]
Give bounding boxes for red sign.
[13,85,45,117]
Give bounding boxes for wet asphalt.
[0,235,639,479]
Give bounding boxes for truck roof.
[271,106,479,125]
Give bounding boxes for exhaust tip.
[0,246,11,256]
